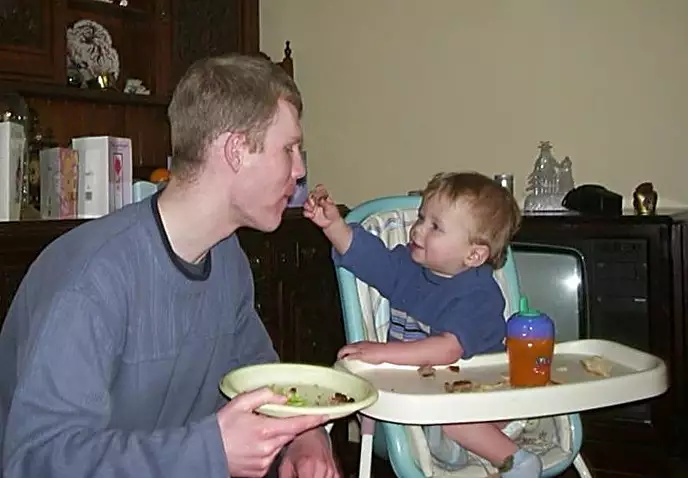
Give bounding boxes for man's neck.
[156,178,240,264]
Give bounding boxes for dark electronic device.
[562,184,623,216]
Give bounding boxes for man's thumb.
[233,386,285,411]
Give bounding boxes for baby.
[304,172,542,477]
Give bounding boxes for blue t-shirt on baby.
[333,225,506,358]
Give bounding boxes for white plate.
[219,363,378,419]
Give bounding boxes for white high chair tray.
[335,339,667,424]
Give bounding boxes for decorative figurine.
[523,141,575,213]
[633,182,658,215]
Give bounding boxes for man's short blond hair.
[422,171,522,269]
[167,54,302,179]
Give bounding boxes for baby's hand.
[303,184,340,229]
[337,341,389,365]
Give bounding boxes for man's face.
[232,99,305,232]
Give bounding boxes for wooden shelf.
[68,0,150,20]
[0,80,169,106]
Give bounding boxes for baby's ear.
[465,244,489,268]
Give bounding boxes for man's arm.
[3,290,227,478]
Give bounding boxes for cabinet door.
[236,228,290,359]
[0,255,33,326]
[0,221,82,328]
[169,0,258,86]
[278,221,346,366]
[0,0,65,81]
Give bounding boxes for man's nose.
[292,150,306,179]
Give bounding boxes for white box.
[40,147,79,219]
[71,136,132,218]
[0,122,26,221]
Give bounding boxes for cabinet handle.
[249,256,261,269]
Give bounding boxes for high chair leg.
[573,453,592,478]
[358,415,375,478]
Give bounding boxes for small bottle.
[506,296,555,387]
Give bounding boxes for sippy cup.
[506,296,555,387]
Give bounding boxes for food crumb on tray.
[417,365,436,377]
[580,355,614,378]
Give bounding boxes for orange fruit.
[150,168,170,183]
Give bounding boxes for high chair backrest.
[336,195,522,345]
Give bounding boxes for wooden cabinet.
[170,0,258,87]
[0,0,65,81]
[0,0,273,174]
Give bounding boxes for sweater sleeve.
[332,224,409,299]
[2,290,228,478]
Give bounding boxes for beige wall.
[261,0,688,210]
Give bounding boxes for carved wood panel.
[0,0,64,81]
[169,0,258,85]
[0,0,43,48]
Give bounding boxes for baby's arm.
[381,333,463,366]
[338,333,463,366]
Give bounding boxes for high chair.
[334,195,592,478]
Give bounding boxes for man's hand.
[217,387,329,477]
[337,341,391,365]
[279,428,340,478]
[303,185,341,229]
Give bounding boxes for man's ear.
[465,244,490,268]
[222,132,246,173]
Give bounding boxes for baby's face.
[409,195,481,276]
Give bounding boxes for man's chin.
[247,208,285,233]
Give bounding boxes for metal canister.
[494,174,514,195]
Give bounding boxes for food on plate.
[447,365,461,373]
[274,386,307,406]
[417,365,436,377]
[270,385,355,406]
[330,392,356,404]
[580,355,613,378]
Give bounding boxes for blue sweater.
[334,225,506,358]
[0,196,278,477]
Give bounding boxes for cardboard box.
[40,147,79,219]
[0,122,26,221]
[71,136,132,218]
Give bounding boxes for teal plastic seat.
[335,195,591,477]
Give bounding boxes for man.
[0,54,339,478]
